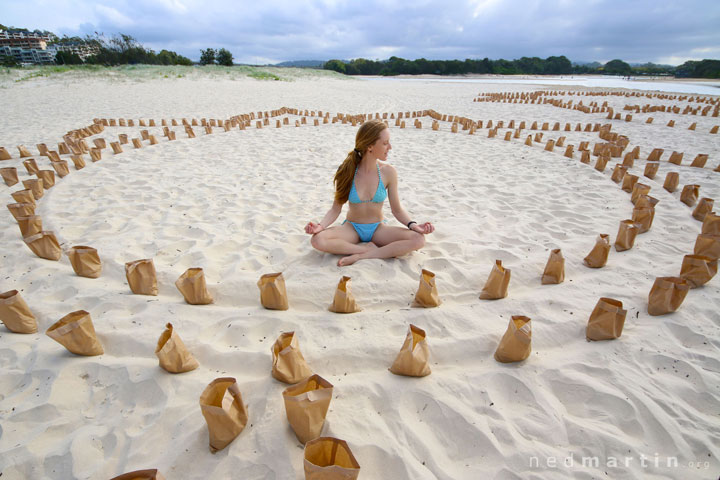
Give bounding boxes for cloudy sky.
[2,0,719,65]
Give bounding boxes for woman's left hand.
[411,222,434,234]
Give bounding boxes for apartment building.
[0,30,52,49]
[0,29,98,65]
[0,45,54,64]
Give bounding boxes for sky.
[2,0,720,65]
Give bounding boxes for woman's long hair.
[334,119,388,204]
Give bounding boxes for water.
[361,76,720,96]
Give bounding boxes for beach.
[0,68,719,479]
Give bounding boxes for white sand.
[1,71,719,479]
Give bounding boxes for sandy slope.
[0,72,719,479]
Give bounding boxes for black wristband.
[407,221,417,229]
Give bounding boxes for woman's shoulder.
[379,161,397,179]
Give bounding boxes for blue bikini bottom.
[344,220,385,242]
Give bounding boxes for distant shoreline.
[357,73,720,83]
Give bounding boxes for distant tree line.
[324,56,720,78]
[0,26,194,66]
[82,34,193,66]
[199,48,234,66]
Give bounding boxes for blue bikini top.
[348,164,387,204]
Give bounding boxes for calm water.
[361,76,720,96]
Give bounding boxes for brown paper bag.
[389,324,431,377]
[614,220,638,252]
[18,145,32,157]
[691,198,713,221]
[630,183,651,204]
[49,149,63,160]
[46,310,104,355]
[414,269,441,307]
[71,154,86,169]
[175,268,213,305]
[663,172,679,192]
[109,469,166,480]
[679,254,717,288]
[594,155,610,172]
[199,377,249,453]
[631,207,655,233]
[17,215,42,237]
[37,170,55,188]
[0,289,37,333]
[1,167,18,186]
[23,158,39,175]
[328,276,360,313]
[643,161,659,179]
[680,184,699,207]
[155,322,199,373]
[541,248,565,284]
[580,151,591,164]
[647,277,690,316]
[494,315,531,363]
[11,189,36,206]
[283,374,334,444]
[690,154,708,168]
[694,234,720,259]
[668,151,683,165]
[272,331,313,384]
[90,148,102,161]
[257,272,289,310]
[610,164,627,183]
[586,297,626,341]
[0,146,11,160]
[702,212,720,235]
[111,142,123,154]
[635,195,659,210]
[304,437,360,480]
[584,234,610,268]
[51,160,70,178]
[7,202,35,221]
[621,152,634,168]
[23,178,43,199]
[125,259,158,295]
[479,260,511,299]
[67,246,102,278]
[24,231,61,260]
[620,173,639,193]
[93,138,106,149]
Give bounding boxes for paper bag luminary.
[271,331,313,384]
[257,272,289,310]
[389,324,431,377]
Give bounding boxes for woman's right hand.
[305,221,324,234]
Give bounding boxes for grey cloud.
[6,0,720,64]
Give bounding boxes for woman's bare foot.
[337,242,377,267]
[338,253,363,266]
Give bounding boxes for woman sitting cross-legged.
[304,119,434,266]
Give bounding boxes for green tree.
[515,56,545,74]
[324,59,346,73]
[216,48,233,66]
[1,54,18,67]
[692,59,720,78]
[55,50,83,65]
[603,59,632,75]
[544,55,572,74]
[200,48,216,65]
